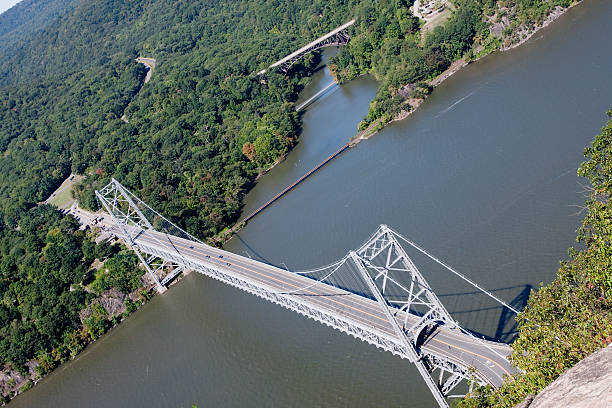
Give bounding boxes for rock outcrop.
[516,343,612,408]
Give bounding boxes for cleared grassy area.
[420,4,455,43]
[46,174,83,209]
[425,7,453,31]
[48,186,74,209]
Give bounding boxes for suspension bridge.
[96,179,520,408]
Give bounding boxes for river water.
[11,1,612,407]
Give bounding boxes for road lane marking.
[144,230,512,378]
[130,228,512,380]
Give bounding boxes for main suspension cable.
[386,226,520,315]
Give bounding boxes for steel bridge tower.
[96,179,518,408]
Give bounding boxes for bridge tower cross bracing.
[95,179,513,408]
[351,251,453,407]
[95,179,195,292]
[350,227,484,406]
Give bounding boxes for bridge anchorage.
[257,19,355,75]
[96,179,519,408]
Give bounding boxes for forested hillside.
[0,0,581,245]
[0,57,146,225]
[0,0,365,401]
[0,0,603,403]
[0,0,361,237]
[0,205,144,403]
[0,0,76,41]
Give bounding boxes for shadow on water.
[493,284,532,342]
[230,233,277,266]
[309,64,327,75]
[438,284,533,343]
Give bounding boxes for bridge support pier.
[131,245,166,293]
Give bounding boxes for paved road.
[107,224,517,387]
[135,57,156,83]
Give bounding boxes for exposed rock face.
[513,395,534,408]
[80,288,127,321]
[517,343,612,408]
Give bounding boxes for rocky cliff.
[515,343,612,408]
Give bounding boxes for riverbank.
[0,274,155,405]
[459,108,612,407]
[4,49,338,402]
[0,1,585,403]
[0,192,161,404]
[10,0,612,403]
[351,58,466,142]
[351,1,579,143]
[498,4,578,52]
[218,2,578,237]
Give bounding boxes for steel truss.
[96,180,500,408]
[96,179,190,292]
[351,226,485,407]
[275,29,350,74]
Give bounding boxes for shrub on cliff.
[459,110,612,407]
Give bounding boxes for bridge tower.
[349,225,482,407]
[96,179,515,408]
[95,179,201,293]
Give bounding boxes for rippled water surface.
[10,1,612,406]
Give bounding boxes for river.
[10,1,612,406]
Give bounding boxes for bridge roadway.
[111,225,515,387]
[257,19,355,75]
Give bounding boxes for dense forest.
[329,0,577,130]
[0,0,366,401]
[330,0,484,127]
[0,0,77,45]
[0,0,581,237]
[459,111,612,407]
[0,0,601,404]
[0,0,365,238]
[0,206,143,402]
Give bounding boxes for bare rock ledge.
[515,343,612,408]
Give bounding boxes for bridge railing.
[257,20,355,75]
[96,179,517,408]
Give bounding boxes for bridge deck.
[116,226,516,387]
[269,20,355,69]
[257,20,355,75]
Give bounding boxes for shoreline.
[0,2,585,405]
[1,197,158,404]
[499,4,576,52]
[218,2,578,239]
[351,2,577,143]
[0,281,155,405]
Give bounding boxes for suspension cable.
[293,255,349,274]
[385,226,520,315]
[275,257,349,295]
[122,182,203,244]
